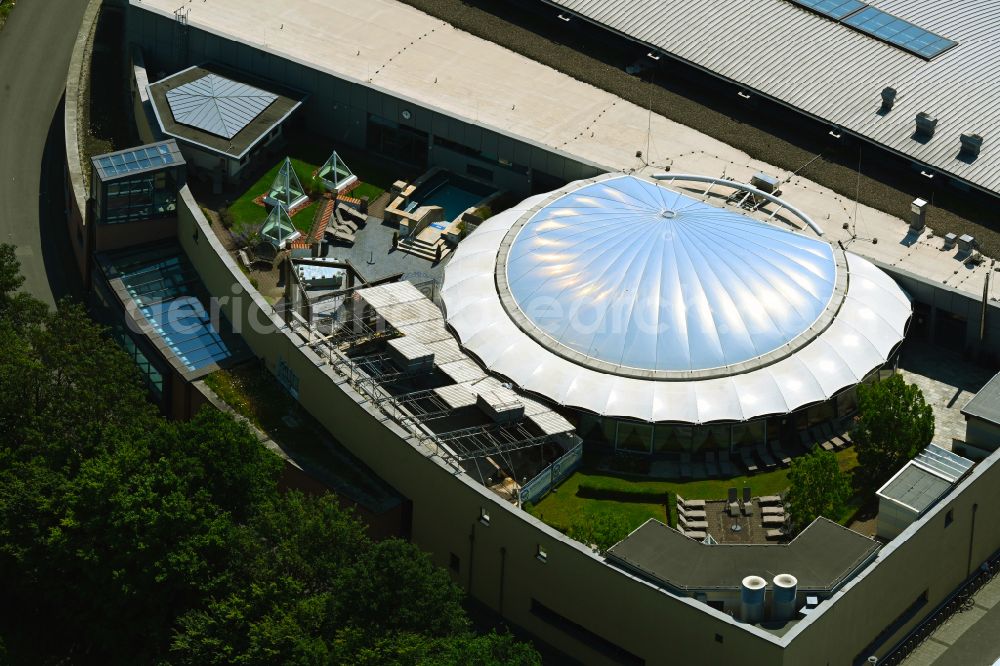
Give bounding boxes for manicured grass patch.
[526,472,667,536]
[293,200,321,233]
[528,449,861,536]
[351,181,386,202]
[228,157,318,232]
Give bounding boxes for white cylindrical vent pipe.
[740,575,767,623]
[772,573,799,621]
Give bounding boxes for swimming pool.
[408,171,496,221]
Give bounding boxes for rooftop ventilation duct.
[916,112,938,137]
[880,87,896,111]
[740,576,767,623]
[772,574,798,622]
[960,132,984,158]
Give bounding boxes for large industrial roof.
[501,176,838,376]
[607,518,880,592]
[442,174,912,423]
[536,0,1000,195]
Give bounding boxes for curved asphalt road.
[0,0,91,306]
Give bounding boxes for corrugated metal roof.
[541,0,1000,194]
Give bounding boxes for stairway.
[397,234,451,262]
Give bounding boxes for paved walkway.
[897,341,995,450]
[0,0,90,306]
[902,575,1000,666]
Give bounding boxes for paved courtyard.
[322,217,449,285]
[897,341,996,451]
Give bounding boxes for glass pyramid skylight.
[260,203,299,248]
[266,158,307,209]
[318,150,357,191]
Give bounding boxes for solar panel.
[790,0,865,20]
[843,7,957,58]
[166,74,278,139]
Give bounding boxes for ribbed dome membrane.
[503,176,836,373]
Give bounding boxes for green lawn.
[226,142,393,235]
[227,157,319,233]
[527,448,860,537]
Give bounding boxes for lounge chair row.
[325,202,367,245]
[799,422,852,453]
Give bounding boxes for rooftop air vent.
[916,112,938,137]
[960,133,983,158]
[880,87,896,111]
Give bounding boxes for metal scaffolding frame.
[374,389,456,423]
[427,422,550,462]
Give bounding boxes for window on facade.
[276,358,300,399]
[945,509,954,527]
[101,170,176,225]
[449,552,460,572]
[536,545,548,563]
[479,507,491,526]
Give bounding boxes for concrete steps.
[397,234,451,262]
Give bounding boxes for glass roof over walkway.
[97,242,249,375]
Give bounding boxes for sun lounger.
[327,229,356,244]
[335,219,359,234]
[820,423,845,450]
[740,487,753,516]
[798,430,817,453]
[812,427,835,451]
[678,505,707,520]
[682,529,707,541]
[758,495,782,506]
[762,506,785,516]
[766,529,785,540]
[728,501,741,517]
[718,452,738,477]
[763,515,786,527]
[769,440,792,466]
[676,495,706,509]
[739,448,758,474]
[680,516,709,530]
[755,443,777,469]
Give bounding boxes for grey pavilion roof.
[607,518,880,592]
[148,65,305,160]
[961,371,1000,425]
[536,0,1000,195]
[166,74,278,139]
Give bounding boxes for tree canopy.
[0,245,538,665]
[785,449,851,534]
[852,374,935,492]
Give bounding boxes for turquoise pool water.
[409,172,496,221]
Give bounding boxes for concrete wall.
[879,261,1000,359]
[126,7,602,198]
[64,0,104,283]
[174,185,786,666]
[963,417,1000,456]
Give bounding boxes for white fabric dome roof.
[501,176,837,375]
[441,174,911,423]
